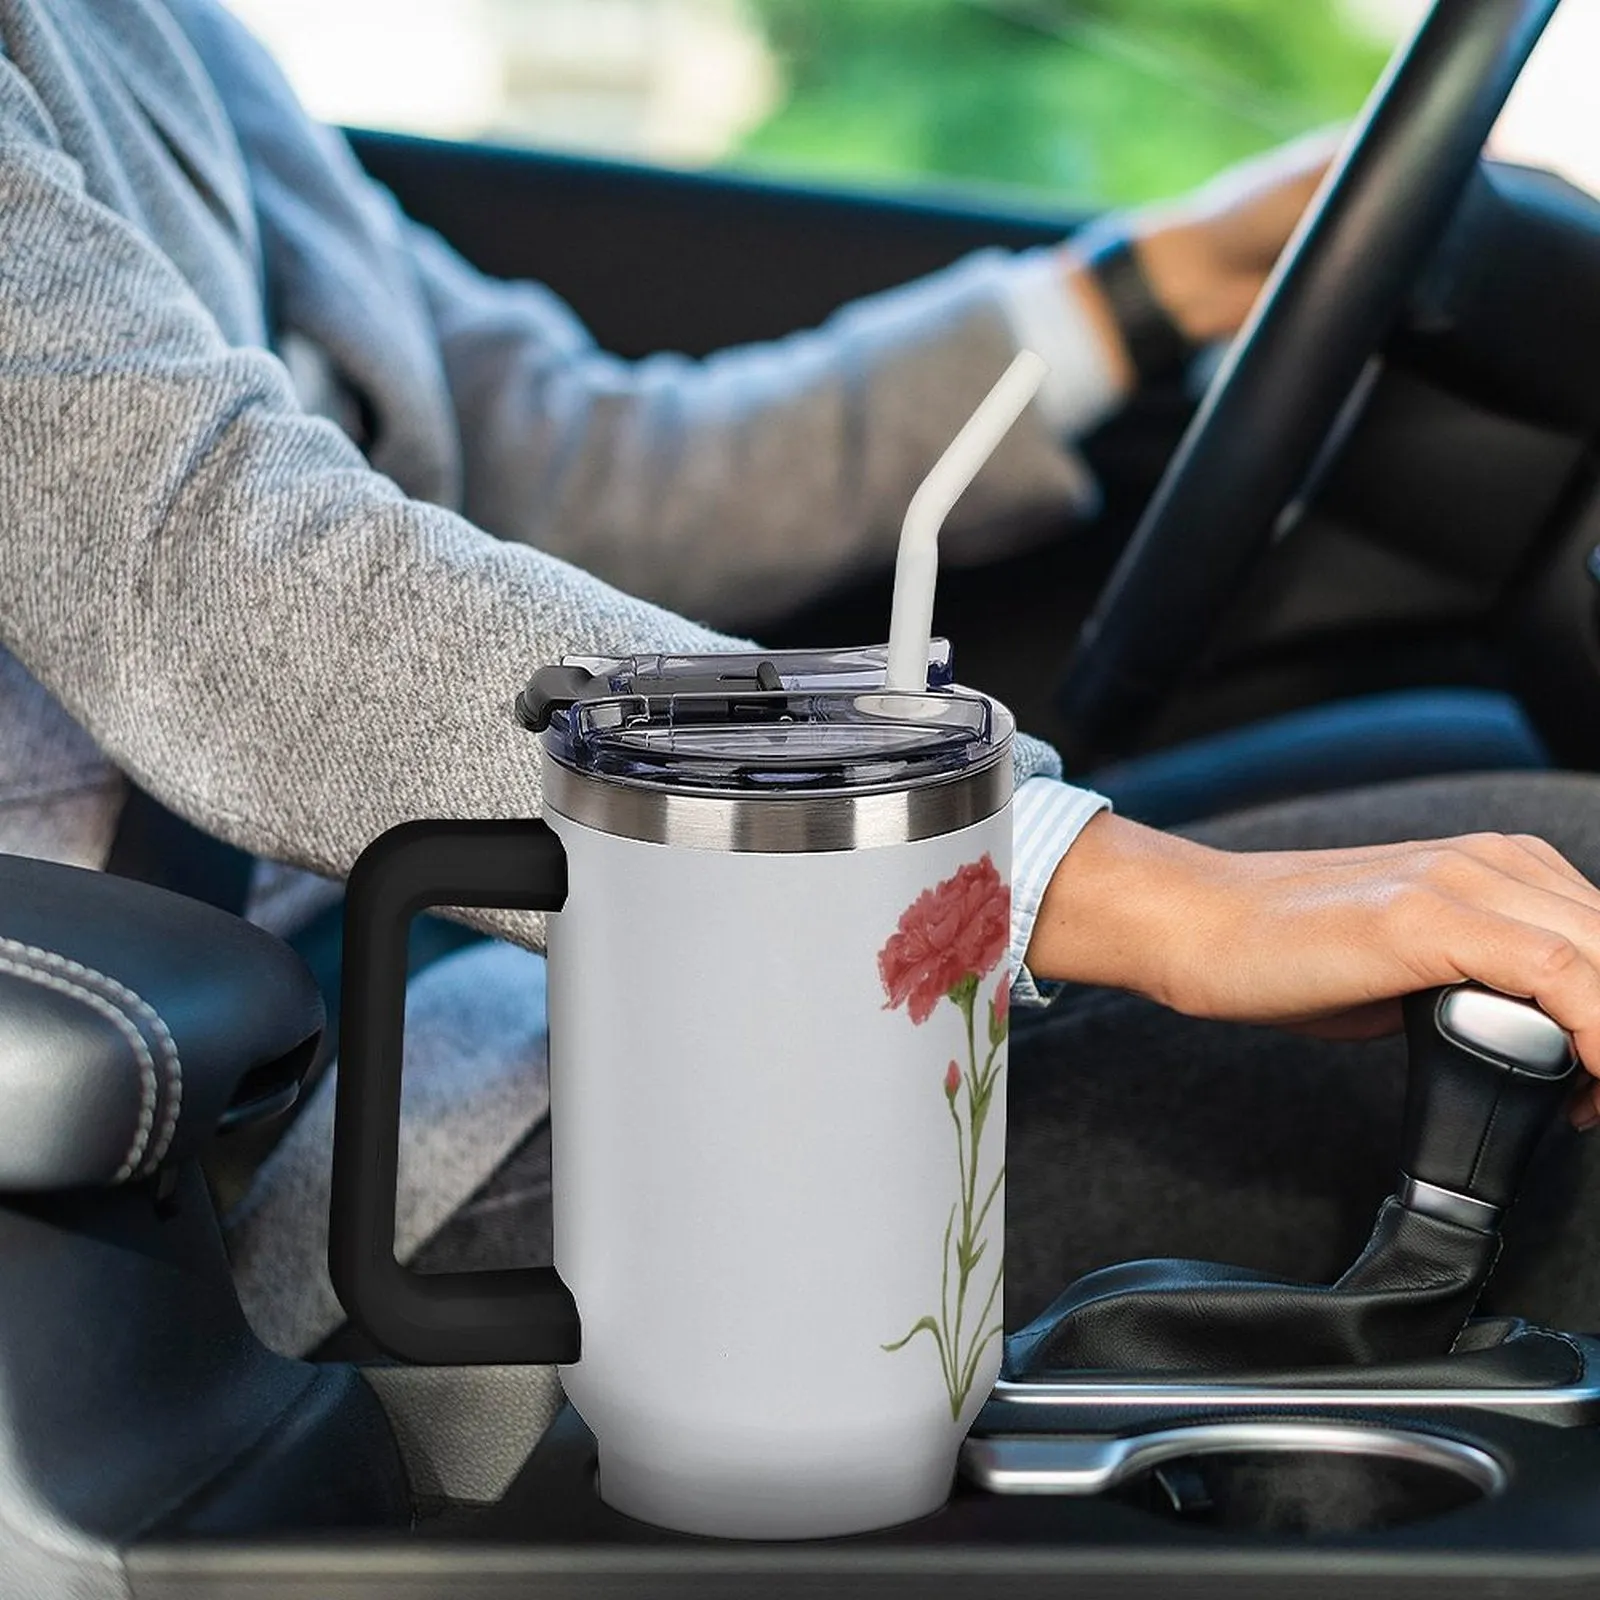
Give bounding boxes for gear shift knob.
[1399,984,1579,1234]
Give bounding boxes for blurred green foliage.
[732,0,1393,206]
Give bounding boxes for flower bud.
[988,972,1011,1046]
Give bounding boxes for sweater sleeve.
[0,73,743,950]
[0,65,1077,965]
[403,221,1101,635]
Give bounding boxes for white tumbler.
[331,640,1015,1539]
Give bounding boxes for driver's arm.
[401,134,1335,633]
[0,60,1085,1004]
[402,217,1108,633]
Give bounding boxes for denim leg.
[1085,689,1549,828]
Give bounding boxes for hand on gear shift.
[1006,985,1579,1379]
[1024,815,1600,1117]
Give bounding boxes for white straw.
[884,349,1050,692]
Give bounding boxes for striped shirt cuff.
[1010,776,1113,1009]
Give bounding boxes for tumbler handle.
[330,818,578,1364]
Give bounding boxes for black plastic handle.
[329,818,578,1364]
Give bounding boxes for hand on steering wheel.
[1057,0,1560,762]
[1087,130,1343,360]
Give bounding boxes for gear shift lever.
[1006,984,1581,1378]
[1398,984,1579,1234]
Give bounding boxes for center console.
[124,982,1600,1599]
[9,856,1600,1599]
[126,1356,1600,1600]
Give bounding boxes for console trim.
[987,1348,1600,1426]
[1398,1173,1503,1233]
[961,1420,1508,1497]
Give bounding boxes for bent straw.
[883,349,1050,692]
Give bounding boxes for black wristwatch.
[1083,234,1198,386]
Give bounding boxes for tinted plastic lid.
[518,641,1011,796]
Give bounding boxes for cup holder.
[963,1422,1506,1536]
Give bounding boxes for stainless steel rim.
[539,744,1012,851]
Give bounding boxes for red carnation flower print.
[944,1060,961,1100]
[877,854,1010,1025]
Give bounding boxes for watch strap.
[1084,234,1197,385]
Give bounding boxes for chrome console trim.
[961,1420,1507,1497]
[1398,1173,1503,1233]
[985,1344,1600,1426]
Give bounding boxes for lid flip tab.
[515,642,1009,798]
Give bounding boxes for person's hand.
[1025,812,1600,1129]
[1062,130,1343,387]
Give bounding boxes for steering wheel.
[1056,0,1561,759]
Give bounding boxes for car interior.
[13,0,1600,1593]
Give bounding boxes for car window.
[1488,0,1600,201]
[223,0,1409,206]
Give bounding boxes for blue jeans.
[1082,689,1549,828]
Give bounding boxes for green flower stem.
[938,1202,957,1397]
[971,1162,1005,1244]
[952,987,980,1381]
[979,1036,1002,1093]
[953,992,1007,1416]
[884,969,1011,1421]
[958,1262,1005,1401]
[947,1096,968,1220]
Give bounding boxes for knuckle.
[1505,832,1564,872]
[1535,935,1584,981]
[1466,831,1519,864]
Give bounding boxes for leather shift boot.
[1005,1199,1501,1378]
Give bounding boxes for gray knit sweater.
[0,0,1089,957]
